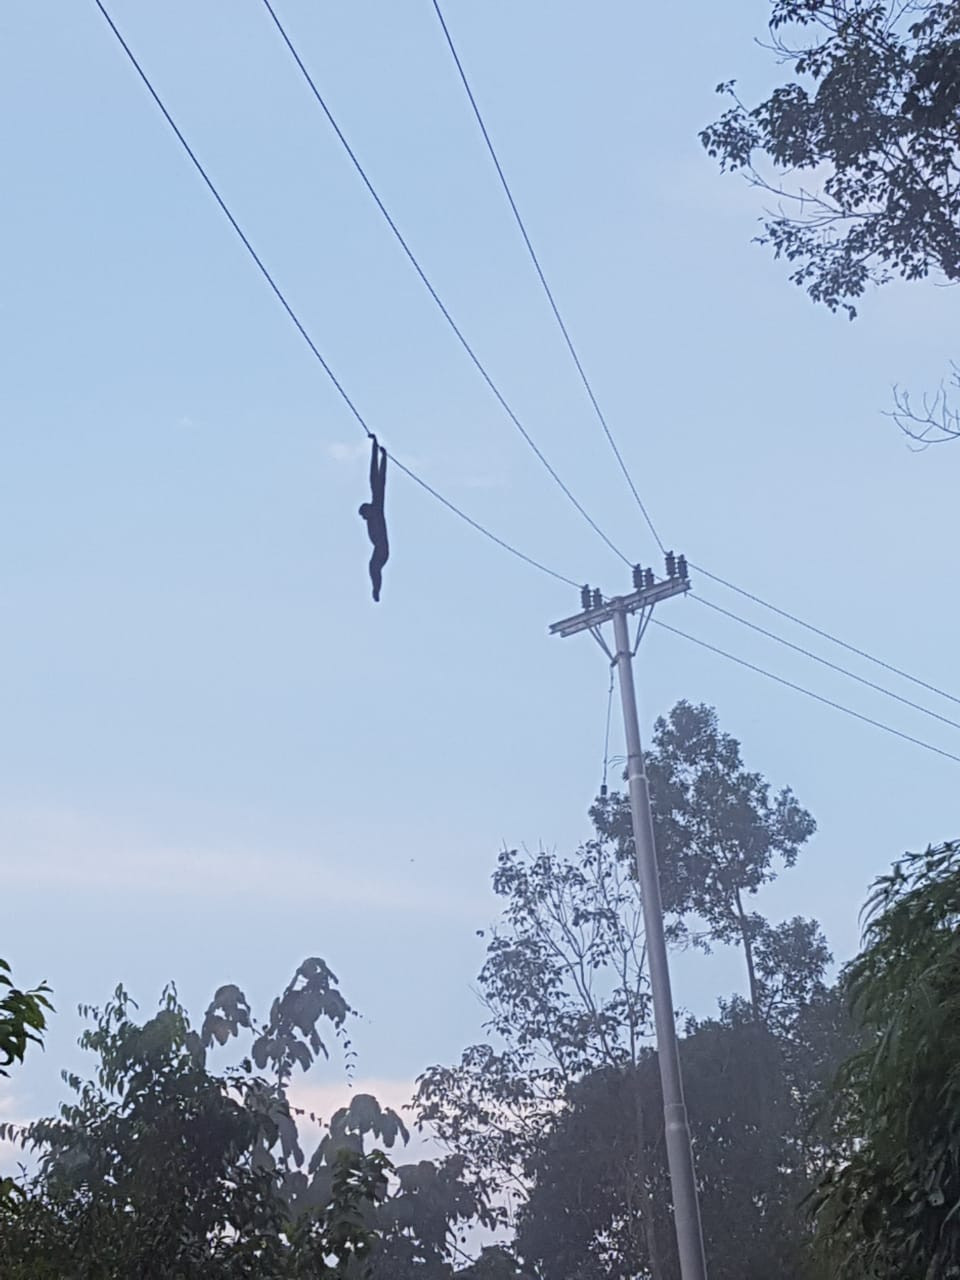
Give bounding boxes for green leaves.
[202,984,252,1048]
[595,701,816,950]
[415,831,656,1232]
[417,700,832,1278]
[0,958,52,1077]
[0,957,497,1279]
[516,1001,851,1280]
[810,841,960,1277]
[0,960,363,1276]
[595,700,820,1030]
[0,962,53,1216]
[250,958,354,1083]
[701,1,960,316]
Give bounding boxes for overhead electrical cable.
[428,0,960,715]
[91,0,580,591]
[429,0,665,557]
[92,1,960,768]
[652,619,960,767]
[690,564,960,709]
[691,594,960,734]
[257,0,631,568]
[389,456,579,586]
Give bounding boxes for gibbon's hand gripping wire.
[257,0,632,569]
[91,1,960,755]
[91,0,581,591]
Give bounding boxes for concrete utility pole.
[550,554,708,1280]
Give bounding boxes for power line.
[91,1,960,767]
[429,0,665,557]
[92,1,369,435]
[426,3,960,719]
[652,619,960,767]
[690,564,960,709]
[691,593,960,735]
[91,0,580,592]
[389,455,578,587]
[257,0,630,568]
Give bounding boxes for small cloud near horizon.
[0,807,483,920]
[327,441,369,464]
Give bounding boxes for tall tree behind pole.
[611,603,707,1280]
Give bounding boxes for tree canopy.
[0,958,52,1080]
[809,840,960,1278]
[9,710,953,1277]
[594,700,818,1016]
[517,1013,821,1280]
[1,957,52,1207]
[0,958,497,1279]
[701,0,960,319]
[417,701,837,1279]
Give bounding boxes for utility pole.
[550,554,708,1280]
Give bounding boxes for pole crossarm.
[549,572,689,639]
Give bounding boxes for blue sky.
[2,0,958,1127]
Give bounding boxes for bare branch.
[888,363,960,443]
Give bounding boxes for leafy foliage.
[0,957,52,1077]
[0,957,53,1206]
[0,959,496,1278]
[453,1247,536,1279]
[418,702,831,1279]
[516,961,847,1279]
[415,833,669,1274]
[518,1018,806,1279]
[595,701,817,1014]
[415,838,653,1193]
[809,840,960,1278]
[701,0,960,317]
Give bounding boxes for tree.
[514,951,849,1280]
[417,702,828,1279]
[808,839,960,1278]
[455,1249,537,1280]
[518,1017,813,1280]
[1,957,52,1207]
[415,836,666,1274]
[453,1248,536,1279]
[700,0,960,442]
[0,958,52,1079]
[594,701,817,1018]
[702,0,960,315]
[0,958,495,1278]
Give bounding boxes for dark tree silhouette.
[809,840,960,1278]
[0,960,497,1279]
[594,701,817,1018]
[701,0,960,443]
[418,702,833,1279]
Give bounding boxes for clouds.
[0,806,480,920]
[326,437,508,493]
[326,441,369,464]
